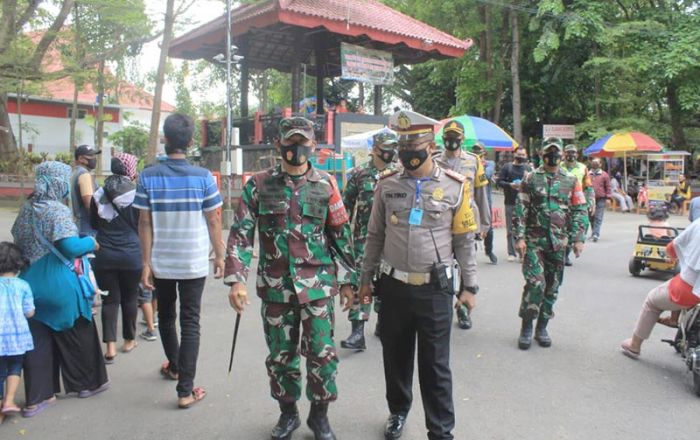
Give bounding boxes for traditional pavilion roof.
[169,0,472,74]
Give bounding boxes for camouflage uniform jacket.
[343,158,398,268]
[224,164,357,304]
[434,150,491,232]
[561,161,595,211]
[513,166,588,251]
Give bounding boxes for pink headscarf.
[113,152,138,180]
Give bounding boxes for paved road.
[0,200,698,439]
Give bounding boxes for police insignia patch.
[443,168,466,183]
[432,187,444,201]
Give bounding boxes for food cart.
[629,152,690,203]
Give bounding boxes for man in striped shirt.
[134,113,224,409]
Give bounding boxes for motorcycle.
[662,304,700,396]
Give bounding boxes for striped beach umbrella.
[435,115,518,151]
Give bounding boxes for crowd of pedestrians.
[0,110,696,440]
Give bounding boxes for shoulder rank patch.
[443,168,466,183]
[378,169,400,180]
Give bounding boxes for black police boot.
[340,321,366,350]
[374,321,381,338]
[307,402,336,440]
[535,318,552,347]
[384,413,407,440]
[456,305,472,330]
[518,318,534,350]
[270,402,301,440]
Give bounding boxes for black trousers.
[378,275,455,440]
[24,318,108,405]
[154,277,206,398]
[95,269,141,342]
[484,227,494,255]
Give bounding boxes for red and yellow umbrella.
[583,132,663,157]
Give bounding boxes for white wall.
[8,113,120,171]
[122,108,172,156]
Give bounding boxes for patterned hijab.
[12,161,78,264]
[111,152,138,180]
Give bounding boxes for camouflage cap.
[389,110,439,143]
[372,129,398,149]
[542,136,563,152]
[443,119,465,136]
[279,117,315,140]
[564,144,578,152]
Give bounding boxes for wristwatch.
[463,285,479,295]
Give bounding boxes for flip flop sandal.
[620,343,640,360]
[22,397,57,418]
[122,342,138,353]
[1,406,21,415]
[178,387,206,409]
[160,362,179,381]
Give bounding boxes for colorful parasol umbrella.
[583,132,663,157]
[434,115,518,151]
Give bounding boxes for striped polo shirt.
[134,159,223,280]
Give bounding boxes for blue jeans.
[0,354,24,398]
[591,198,607,238]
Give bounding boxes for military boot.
[518,318,534,350]
[535,318,552,347]
[271,402,301,440]
[340,321,366,350]
[307,402,336,440]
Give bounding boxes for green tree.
[109,122,149,158]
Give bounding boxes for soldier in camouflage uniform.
[225,117,356,440]
[340,129,399,350]
[561,143,595,266]
[513,139,588,350]
[434,119,491,330]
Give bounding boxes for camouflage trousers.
[518,245,565,320]
[348,295,381,321]
[262,298,338,403]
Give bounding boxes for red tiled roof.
[27,31,175,112]
[171,0,472,60]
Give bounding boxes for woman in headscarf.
[620,218,700,359]
[90,153,145,362]
[12,161,108,418]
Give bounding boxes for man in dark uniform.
[360,110,479,440]
[340,130,399,350]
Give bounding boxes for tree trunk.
[666,82,687,149]
[70,1,82,153]
[0,94,18,157]
[260,72,269,113]
[510,6,522,145]
[17,82,23,151]
[96,60,106,175]
[358,82,364,108]
[147,0,176,162]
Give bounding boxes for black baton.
[228,313,242,374]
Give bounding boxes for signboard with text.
[543,124,576,139]
[341,43,394,86]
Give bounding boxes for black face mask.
[565,153,576,163]
[543,151,562,167]
[399,148,430,171]
[514,157,526,165]
[443,138,462,151]
[280,143,312,166]
[86,158,97,170]
[377,148,396,164]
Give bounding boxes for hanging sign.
[340,43,394,85]
[543,124,576,139]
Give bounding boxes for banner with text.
[543,124,576,139]
[341,43,394,86]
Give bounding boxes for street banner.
[543,124,576,139]
[341,43,394,85]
